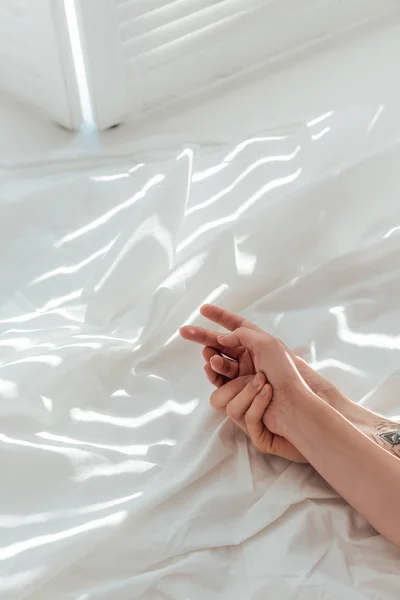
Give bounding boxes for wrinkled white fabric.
[1,107,400,599]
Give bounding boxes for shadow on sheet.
[1,106,400,599]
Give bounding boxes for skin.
[180,304,400,462]
[207,370,306,462]
[181,311,400,548]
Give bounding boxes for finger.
[202,346,220,363]
[180,325,243,359]
[226,373,267,430]
[180,325,220,346]
[204,346,252,381]
[210,375,253,411]
[217,327,264,351]
[200,304,262,333]
[203,346,239,378]
[245,384,273,450]
[218,328,300,387]
[210,354,239,379]
[204,363,225,388]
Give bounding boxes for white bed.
[1,105,400,599]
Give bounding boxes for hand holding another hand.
[182,306,400,548]
[216,327,313,462]
[181,304,340,403]
[209,372,307,462]
[180,306,320,463]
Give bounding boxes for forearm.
[287,393,400,547]
[322,389,400,459]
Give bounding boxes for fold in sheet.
[1,107,400,599]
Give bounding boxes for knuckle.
[245,379,256,393]
[244,410,250,422]
[226,403,241,422]
[245,384,260,401]
[221,360,231,374]
[261,333,281,354]
[245,411,257,425]
[226,315,235,329]
[262,333,275,346]
[253,440,264,453]
[244,377,256,392]
[210,390,220,409]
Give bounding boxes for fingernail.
[187,327,195,335]
[260,385,268,397]
[252,374,261,388]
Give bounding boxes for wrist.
[323,389,374,430]
[323,388,353,416]
[284,390,328,444]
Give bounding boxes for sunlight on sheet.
[384,226,400,239]
[309,339,366,377]
[0,434,95,466]
[307,111,333,127]
[0,511,126,560]
[235,244,257,276]
[178,169,302,252]
[0,492,143,528]
[91,173,129,182]
[37,431,176,457]
[0,378,18,398]
[30,240,115,285]
[70,399,199,428]
[54,174,165,248]
[2,355,62,368]
[311,127,330,141]
[187,147,301,215]
[75,459,155,481]
[164,284,229,346]
[192,135,288,182]
[331,306,400,349]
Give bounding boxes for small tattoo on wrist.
[372,419,400,457]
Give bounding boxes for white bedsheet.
[1,107,400,599]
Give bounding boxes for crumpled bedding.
[1,106,400,599]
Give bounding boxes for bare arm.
[217,326,400,548]
[318,389,400,460]
[368,417,400,458]
[288,395,400,547]
[181,304,400,461]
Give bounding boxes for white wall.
[1,9,400,166]
[2,0,398,132]
[0,0,78,128]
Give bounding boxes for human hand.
[180,305,334,462]
[181,304,339,403]
[217,327,315,442]
[180,305,258,388]
[210,373,307,462]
